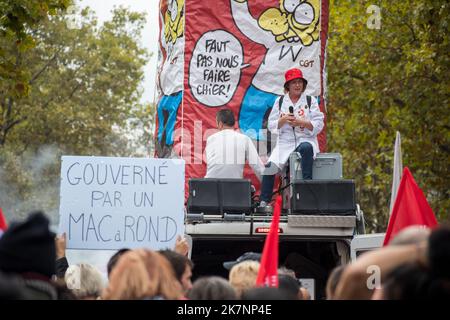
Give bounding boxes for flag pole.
[389,131,403,215]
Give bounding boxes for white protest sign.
[58,156,185,250]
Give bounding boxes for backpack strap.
[278,95,284,111]
[306,95,312,110]
[279,95,312,112]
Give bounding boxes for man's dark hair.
[428,226,450,279]
[278,274,300,297]
[216,109,235,127]
[107,248,130,278]
[187,276,237,300]
[383,262,450,299]
[159,249,194,282]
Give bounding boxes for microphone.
[288,106,295,131]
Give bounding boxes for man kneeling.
[205,109,264,181]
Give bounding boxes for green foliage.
[0,0,71,38]
[328,0,449,231]
[0,6,152,221]
[0,0,72,98]
[1,6,150,153]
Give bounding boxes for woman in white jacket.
[260,68,324,207]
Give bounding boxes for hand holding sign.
[55,233,67,259]
[174,234,189,256]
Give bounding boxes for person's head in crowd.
[278,266,312,299]
[64,263,105,300]
[278,266,296,278]
[389,225,431,246]
[223,252,261,271]
[0,211,59,299]
[427,225,450,279]
[107,248,130,279]
[102,249,183,300]
[278,274,302,300]
[187,276,237,300]
[326,265,345,300]
[215,108,235,130]
[228,260,260,298]
[0,211,56,280]
[159,249,194,295]
[241,287,298,300]
[373,226,450,300]
[377,262,450,299]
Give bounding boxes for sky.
[22,0,161,269]
[77,0,160,104]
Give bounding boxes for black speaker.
[219,179,252,214]
[188,179,220,214]
[187,178,252,214]
[290,180,356,215]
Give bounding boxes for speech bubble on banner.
[189,30,249,107]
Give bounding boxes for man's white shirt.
[205,129,264,181]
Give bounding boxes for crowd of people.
[0,211,449,300]
[1,67,448,300]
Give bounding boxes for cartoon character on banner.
[156,0,185,158]
[230,0,320,141]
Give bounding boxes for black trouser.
[260,142,313,202]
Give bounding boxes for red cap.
[284,68,307,88]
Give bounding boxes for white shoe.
[259,201,268,207]
[258,201,273,211]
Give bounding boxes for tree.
[0,6,152,221]
[327,0,449,231]
[1,6,149,153]
[0,0,72,98]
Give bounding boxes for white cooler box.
[289,152,343,181]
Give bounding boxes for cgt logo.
[299,59,314,67]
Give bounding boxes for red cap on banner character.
[284,68,308,89]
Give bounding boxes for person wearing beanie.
[0,211,58,299]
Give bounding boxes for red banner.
[256,195,282,287]
[156,0,329,196]
[0,207,7,236]
[383,167,438,245]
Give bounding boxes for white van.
[186,204,367,300]
[350,233,385,261]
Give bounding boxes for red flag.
[0,207,7,236]
[256,195,282,287]
[383,167,438,245]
